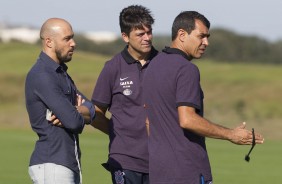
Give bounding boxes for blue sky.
[1,0,282,41]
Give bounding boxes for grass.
[0,127,111,184]
[206,138,281,183]
[0,128,280,184]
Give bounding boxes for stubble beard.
[56,49,72,63]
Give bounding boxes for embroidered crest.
[123,89,132,96]
[114,170,125,184]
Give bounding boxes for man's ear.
[178,29,187,42]
[46,38,53,48]
[121,32,129,43]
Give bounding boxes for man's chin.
[62,57,72,63]
[142,47,152,53]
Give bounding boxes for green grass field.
[0,42,282,183]
[0,128,280,183]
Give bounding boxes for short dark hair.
[171,11,210,41]
[119,5,154,36]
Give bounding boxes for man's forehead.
[193,21,209,34]
[133,24,151,31]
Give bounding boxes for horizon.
[1,0,282,42]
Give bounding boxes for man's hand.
[229,122,264,145]
[49,114,63,127]
[76,94,85,107]
[76,94,91,124]
[75,94,87,114]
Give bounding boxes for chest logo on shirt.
[119,77,134,95]
[120,77,133,88]
[120,77,128,81]
[123,88,132,96]
[120,80,133,86]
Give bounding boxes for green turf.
[0,128,280,183]
[0,127,111,183]
[206,138,281,183]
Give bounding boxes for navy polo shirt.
[143,47,212,183]
[25,51,95,173]
[92,46,158,173]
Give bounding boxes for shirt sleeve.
[91,62,114,108]
[176,63,202,111]
[77,90,96,123]
[34,73,85,134]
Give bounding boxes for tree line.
[74,28,282,64]
[1,28,280,64]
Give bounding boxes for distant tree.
[75,33,124,55]
[269,40,282,64]
[205,28,280,64]
[58,29,282,64]
[153,35,171,50]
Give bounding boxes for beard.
[55,48,73,63]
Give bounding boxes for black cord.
[245,128,256,162]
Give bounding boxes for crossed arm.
[50,94,93,127]
[52,99,110,134]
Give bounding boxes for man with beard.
[91,5,158,184]
[25,18,95,184]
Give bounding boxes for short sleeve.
[91,62,115,107]
[176,63,202,111]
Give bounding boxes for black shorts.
[109,166,149,184]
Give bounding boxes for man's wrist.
[82,101,95,124]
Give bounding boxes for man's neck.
[127,48,149,66]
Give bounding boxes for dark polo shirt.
[143,47,212,183]
[92,46,158,173]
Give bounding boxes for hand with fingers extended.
[229,122,264,145]
[76,94,85,107]
[75,94,92,124]
[75,94,87,115]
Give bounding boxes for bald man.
[25,18,95,184]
